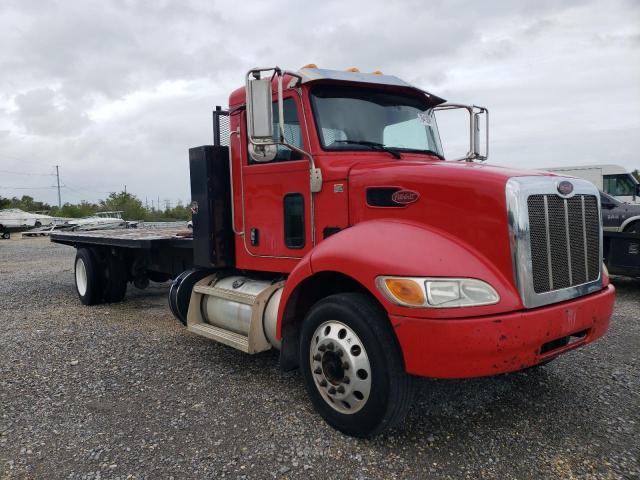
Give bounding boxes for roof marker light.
[372,70,383,75]
[301,63,318,69]
[346,67,360,73]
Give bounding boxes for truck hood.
[347,159,549,287]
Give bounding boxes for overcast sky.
[1,0,639,207]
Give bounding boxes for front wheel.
[299,293,414,437]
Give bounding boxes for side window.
[604,174,636,196]
[283,193,305,248]
[249,98,303,163]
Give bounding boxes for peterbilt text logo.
[557,181,574,196]
[391,190,420,205]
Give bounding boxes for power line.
[0,169,56,177]
[0,185,57,190]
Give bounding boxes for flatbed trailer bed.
[50,228,195,303]
[50,227,193,249]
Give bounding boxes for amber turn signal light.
[383,278,426,306]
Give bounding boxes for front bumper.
[392,284,615,378]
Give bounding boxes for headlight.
[376,276,499,308]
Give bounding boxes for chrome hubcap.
[310,320,371,414]
[75,258,88,296]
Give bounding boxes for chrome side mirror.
[246,69,278,162]
[434,104,489,162]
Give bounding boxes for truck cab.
[59,65,615,437]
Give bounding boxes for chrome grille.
[506,176,602,309]
[527,194,599,294]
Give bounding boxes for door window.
[249,98,303,163]
[283,193,305,249]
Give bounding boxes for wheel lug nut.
[326,343,335,351]
[342,362,349,370]
[337,350,343,357]
[314,367,322,374]
[328,387,336,395]
[318,345,326,352]
[337,385,345,394]
[342,377,350,384]
[313,354,321,361]
[319,379,327,387]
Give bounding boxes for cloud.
[0,0,638,206]
[13,88,92,136]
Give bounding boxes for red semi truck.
[51,66,615,437]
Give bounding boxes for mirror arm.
[278,75,285,143]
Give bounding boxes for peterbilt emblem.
[391,190,420,205]
[557,181,574,196]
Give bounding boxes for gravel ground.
[0,237,638,479]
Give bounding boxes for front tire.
[299,293,414,437]
[624,221,639,233]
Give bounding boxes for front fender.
[299,220,520,323]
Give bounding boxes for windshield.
[310,85,444,158]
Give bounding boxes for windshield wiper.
[333,140,402,159]
[394,147,444,160]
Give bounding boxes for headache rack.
[213,106,230,147]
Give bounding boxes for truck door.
[241,94,312,259]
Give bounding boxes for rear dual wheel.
[74,248,127,305]
[300,293,415,438]
[75,248,102,305]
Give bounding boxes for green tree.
[52,201,98,218]
[100,191,147,221]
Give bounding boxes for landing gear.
[300,293,415,437]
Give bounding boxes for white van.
[538,164,639,204]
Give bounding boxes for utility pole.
[124,184,127,195]
[55,165,62,208]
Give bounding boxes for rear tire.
[103,252,128,303]
[169,269,213,325]
[75,248,103,305]
[299,293,414,438]
[624,221,639,233]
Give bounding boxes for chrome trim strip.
[505,176,602,309]
[563,198,573,286]
[543,195,554,290]
[581,196,589,280]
